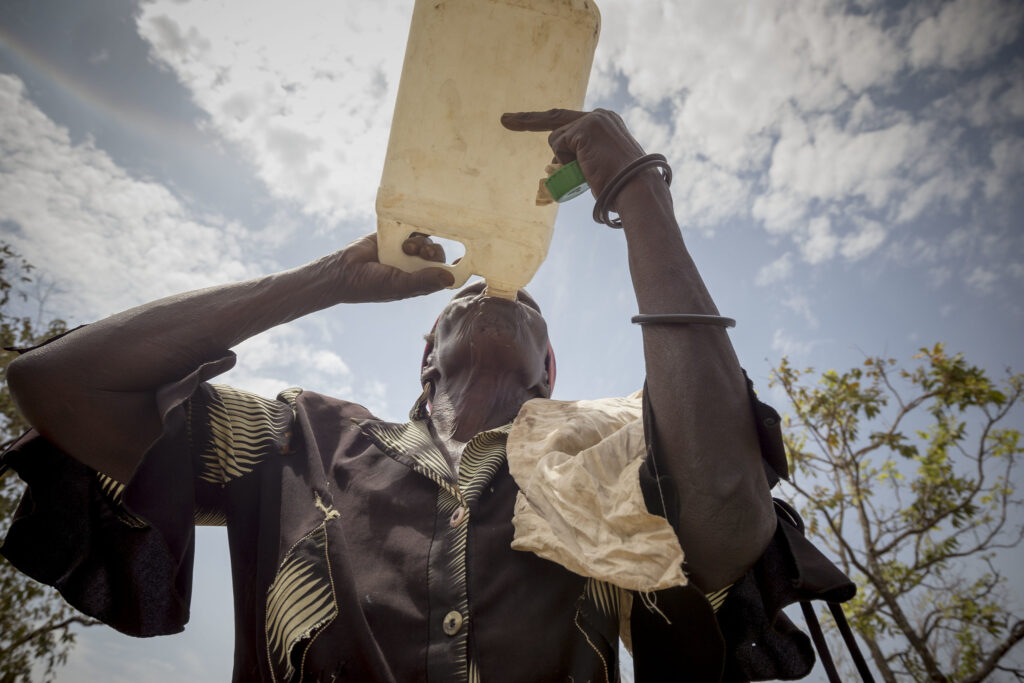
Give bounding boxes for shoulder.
[288,388,377,421]
[198,384,375,421]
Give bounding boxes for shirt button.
[449,506,468,527]
[443,610,464,636]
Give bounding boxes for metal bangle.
[631,314,736,328]
[593,153,672,228]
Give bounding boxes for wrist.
[593,154,672,228]
[614,168,674,218]
[304,250,350,307]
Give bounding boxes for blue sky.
[1,0,1023,679]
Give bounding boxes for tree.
[0,242,98,682]
[771,346,1024,682]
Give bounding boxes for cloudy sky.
[1,0,1022,679]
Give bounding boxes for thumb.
[401,266,455,297]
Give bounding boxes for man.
[2,110,850,681]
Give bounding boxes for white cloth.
[506,391,688,592]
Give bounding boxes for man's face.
[425,281,550,393]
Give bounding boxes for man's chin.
[437,297,547,374]
[463,298,525,337]
[468,316,519,342]
[465,324,542,372]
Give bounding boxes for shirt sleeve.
[0,352,297,638]
[634,372,857,681]
[187,382,299,525]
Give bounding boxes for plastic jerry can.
[376,0,601,299]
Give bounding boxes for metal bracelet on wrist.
[631,313,736,328]
[593,153,673,228]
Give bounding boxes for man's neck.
[426,371,537,472]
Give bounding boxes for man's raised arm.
[6,234,452,483]
[503,109,776,592]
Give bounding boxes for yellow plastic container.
[376,0,601,299]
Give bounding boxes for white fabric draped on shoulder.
[506,391,688,592]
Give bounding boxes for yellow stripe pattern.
[359,418,462,501]
[95,472,148,528]
[585,578,629,620]
[193,505,227,527]
[199,384,294,485]
[706,584,732,613]
[265,523,337,682]
[357,415,511,683]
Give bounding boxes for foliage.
[771,347,1024,682]
[0,242,97,682]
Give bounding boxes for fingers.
[402,233,447,263]
[501,109,587,132]
[547,127,582,165]
[395,266,455,299]
[502,110,587,164]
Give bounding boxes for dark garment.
[632,375,855,682]
[1,354,852,682]
[2,356,620,682]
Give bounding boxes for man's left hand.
[501,108,646,201]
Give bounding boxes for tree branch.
[961,620,1024,683]
[0,615,101,657]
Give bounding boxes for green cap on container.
[544,160,589,203]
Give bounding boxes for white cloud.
[0,74,253,320]
[771,328,820,359]
[360,378,393,421]
[965,266,998,292]
[600,0,917,244]
[936,71,1024,129]
[768,113,934,210]
[137,0,414,228]
[622,106,671,154]
[221,326,396,417]
[589,0,1023,282]
[848,94,878,131]
[985,136,1024,199]
[899,223,1024,294]
[802,216,839,264]
[755,253,794,286]
[751,191,807,236]
[222,325,353,398]
[310,349,351,376]
[908,0,1024,71]
[782,291,819,329]
[840,220,886,261]
[0,73,372,413]
[894,168,974,224]
[88,48,111,65]
[125,0,1024,306]
[670,157,751,231]
[593,0,907,178]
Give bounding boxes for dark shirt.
[1,356,855,681]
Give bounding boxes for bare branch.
[961,621,1024,683]
[0,615,101,657]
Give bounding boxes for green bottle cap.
[544,160,589,203]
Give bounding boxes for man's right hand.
[333,233,454,303]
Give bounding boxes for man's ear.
[537,370,551,399]
[421,347,440,390]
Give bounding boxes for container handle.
[377,219,474,290]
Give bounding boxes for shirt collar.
[354,385,513,505]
